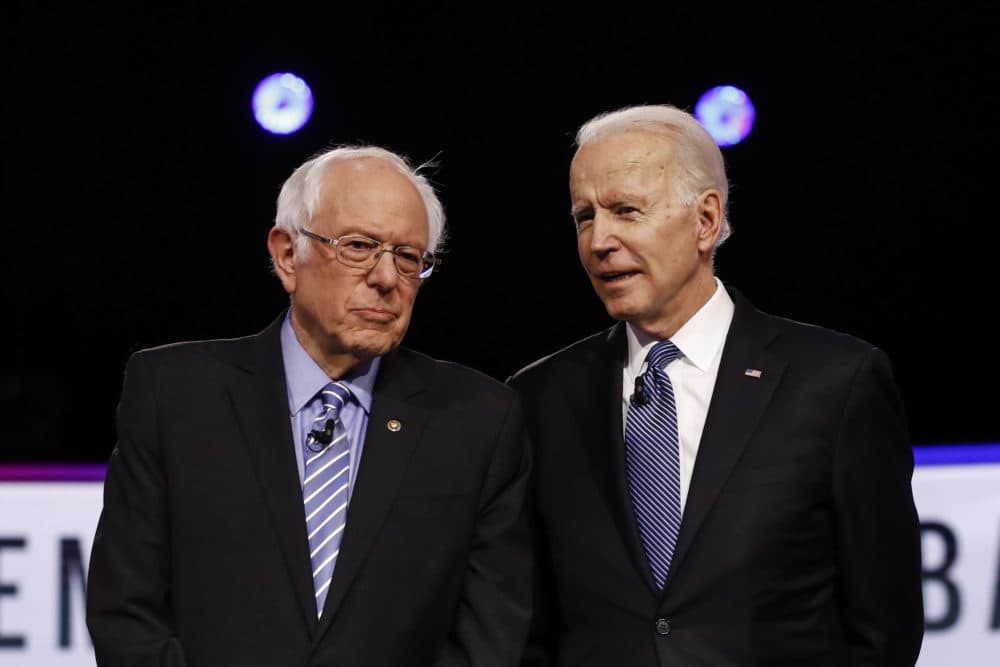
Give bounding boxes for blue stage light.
[252,72,314,135]
[694,85,755,147]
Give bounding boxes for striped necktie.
[302,381,352,617]
[625,340,682,590]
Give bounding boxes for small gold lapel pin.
[744,368,763,378]
[386,419,402,432]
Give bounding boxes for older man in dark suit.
[509,105,923,666]
[87,145,532,666]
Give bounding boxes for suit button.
[655,618,671,636]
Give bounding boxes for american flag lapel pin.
[744,368,763,378]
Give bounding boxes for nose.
[583,211,621,257]
[366,250,399,290]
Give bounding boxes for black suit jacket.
[87,314,532,667]
[508,288,923,666]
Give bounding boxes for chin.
[346,330,405,359]
[599,297,637,322]
[351,340,397,359]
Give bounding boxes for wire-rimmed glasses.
[300,229,440,280]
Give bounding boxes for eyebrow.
[571,192,648,218]
[338,228,429,251]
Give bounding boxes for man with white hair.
[88,145,532,666]
[509,105,923,665]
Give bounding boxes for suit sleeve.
[503,373,557,667]
[86,352,188,666]
[506,374,558,667]
[433,394,534,667]
[832,346,924,665]
[517,473,559,667]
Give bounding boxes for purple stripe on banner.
[913,444,1000,466]
[0,445,997,480]
[0,463,107,482]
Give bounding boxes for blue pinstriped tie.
[302,381,352,617]
[625,340,682,589]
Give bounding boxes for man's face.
[570,130,717,337]
[272,158,428,370]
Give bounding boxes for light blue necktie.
[302,381,352,617]
[625,340,682,589]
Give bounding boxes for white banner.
[914,462,1000,666]
[0,482,99,666]
[0,453,998,666]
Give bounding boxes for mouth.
[353,307,398,323]
[595,270,639,285]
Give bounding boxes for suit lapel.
[316,349,427,636]
[226,314,319,634]
[663,289,785,592]
[572,324,659,590]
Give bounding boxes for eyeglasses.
[300,229,441,280]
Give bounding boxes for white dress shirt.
[621,278,735,514]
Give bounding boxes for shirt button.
[655,618,671,636]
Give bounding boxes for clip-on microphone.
[306,419,335,452]
[631,374,650,406]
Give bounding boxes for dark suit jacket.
[508,288,923,666]
[87,314,532,667]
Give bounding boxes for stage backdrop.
[0,448,998,666]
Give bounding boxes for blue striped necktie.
[302,381,353,617]
[625,340,682,590]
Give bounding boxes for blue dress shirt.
[279,311,378,497]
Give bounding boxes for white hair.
[274,145,446,260]
[575,104,731,248]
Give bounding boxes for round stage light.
[252,72,314,135]
[694,85,755,147]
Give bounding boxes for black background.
[5,3,998,461]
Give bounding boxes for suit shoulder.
[128,333,255,367]
[731,286,884,361]
[766,311,882,359]
[395,347,518,403]
[507,327,613,389]
[753,309,896,385]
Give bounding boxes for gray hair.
[274,145,446,260]
[575,104,731,248]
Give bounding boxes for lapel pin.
[744,368,763,378]
[386,419,402,432]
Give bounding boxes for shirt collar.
[625,277,735,374]
[280,309,379,416]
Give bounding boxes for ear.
[267,226,298,294]
[695,189,723,253]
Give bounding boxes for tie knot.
[646,340,681,373]
[319,381,352,421]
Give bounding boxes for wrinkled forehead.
[320,158,424,211]
[570,131,675,191]
[316,158,429,242]
[321,157,419,200]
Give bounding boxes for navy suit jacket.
[87,313,533,666]
[509,288,923,666]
